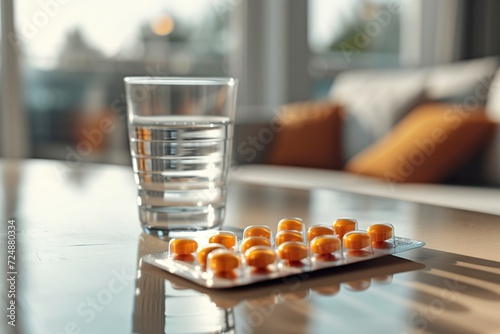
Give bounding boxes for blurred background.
[1,0,499,165]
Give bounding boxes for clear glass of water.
[124,77,238,237]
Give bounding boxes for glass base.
[138,205,225,239]
[141,225,222,240]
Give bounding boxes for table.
[1,159,499,334]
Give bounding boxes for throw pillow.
[328,69,426,139]
[345,103,497,183]
[425,56,498,105]
[327,57,498,165]
[266,101,344,170]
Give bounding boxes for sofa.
[231,57,500,216]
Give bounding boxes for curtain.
[461,0,500,59]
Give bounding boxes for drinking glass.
[124,77,238,237]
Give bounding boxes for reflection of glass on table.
[133,235,236,334]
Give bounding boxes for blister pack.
[143,218,425,288]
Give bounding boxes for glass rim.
[124,76,237,86]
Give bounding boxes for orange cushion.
[345,103,497,183]
[266,101,344,170]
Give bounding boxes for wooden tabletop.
[1,159,499,334]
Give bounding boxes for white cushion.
[328,69,426,139]
[425,56,498,103]
[342,111,375,163]
[486,68,500,122]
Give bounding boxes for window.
[308,0,402,96]
[13,0,233,163]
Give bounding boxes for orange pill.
[240,236,271,255]
[169,238,198,255]
[310,235,340,255]
[277,241,308,262]
[332,218,357,239]
[277,218,303,232]
[307,225,334,243]
[343,232,371,250]
[245,246,276,268]
[275,230,303,247]
[244,225,272,240]
[197,243,225,267]
[367,223,393,243]
[209,231,237,249]
[209,249,240,273]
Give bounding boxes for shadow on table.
[400,248,500,334]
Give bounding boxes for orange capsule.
[169,238,198,255]
[367,223,394,247]
[307,225,334,243]
[332,218,357,239]
[310,235,340,256]
[277,218,303,232]
[277,241,308,262]
[245,246,276,269]
[343,232,371,250]
[244,225,272,240]
[240,236,271,255]
[209,231,237,249]
[209,249,240,274]
[197,243,225,268]
[275,230,303,247]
